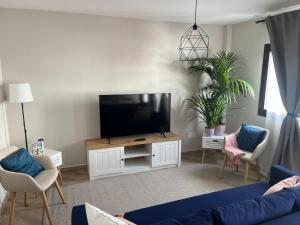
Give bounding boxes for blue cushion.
[150,210,212,225]
[211,189,296,225]
[237,124,266,152]
[257,211,300,225]
[0,148,44,177]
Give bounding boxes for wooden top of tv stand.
[86,132,181,150]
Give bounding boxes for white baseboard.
[182,148,201,152]
[61,163,87,169]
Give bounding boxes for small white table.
[43,149,63,184]
[201,135,225,163]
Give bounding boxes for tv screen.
[99,93,171,138]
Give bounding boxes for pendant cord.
[194,0,198,25]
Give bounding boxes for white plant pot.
[204,128,215,137]
[215,124,226,136]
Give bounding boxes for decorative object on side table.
[8,83,33,151]
[32,138,45,155]
[202,135,224,163]
[214,123,226,136]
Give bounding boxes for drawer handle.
[121,158,124,161]
[152,154,156,157]
[212,140,219,142]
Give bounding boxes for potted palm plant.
[188,51,254,136]
[186,90,226,136]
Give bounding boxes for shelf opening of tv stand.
[124,157,151,171]
[124,144,152,159]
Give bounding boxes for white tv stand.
[86,132,181,180]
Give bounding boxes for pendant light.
[179,0,209,61]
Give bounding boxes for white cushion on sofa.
[85,203,128,225]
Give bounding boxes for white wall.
[0,9,226,167]
[225,21,269,133]
[0,59,9,209]
[0,60,9,149]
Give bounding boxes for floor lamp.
[8,83,33,207]
[8,83,33,151]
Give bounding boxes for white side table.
[43,149,63,184]
[201,135,225,163]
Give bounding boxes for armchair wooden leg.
[58,167,63,185]
[9,192,16,225]
[41,192,54,225]
[244,161,249,184]
[24,192,29,207]
[54,180,66,204]
[219,154,228,178]
[255,159,261,181]
[41,204,45,225]
[201,149,206,163]
[41,190,47,224]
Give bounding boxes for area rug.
[46,163,249,225]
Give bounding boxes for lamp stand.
[21,103,30,207]
[21,103,29,152]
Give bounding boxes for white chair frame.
[219,126,270,183]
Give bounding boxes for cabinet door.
[90,147,124,177]
[152,141,179,167]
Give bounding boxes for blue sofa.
[72,165,300,225]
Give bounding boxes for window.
[258,44,285,116]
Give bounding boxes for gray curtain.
[266,10,300,171]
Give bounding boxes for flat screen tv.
[99,93,171,138]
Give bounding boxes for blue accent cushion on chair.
[237,124,266,152]
[211,189,296,225]
[0,148,44,177]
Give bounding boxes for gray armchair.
[0,146,65,225]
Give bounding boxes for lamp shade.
[8,83,33,103]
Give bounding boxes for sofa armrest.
[269,164,299,186]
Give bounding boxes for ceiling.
[0,0,299,25]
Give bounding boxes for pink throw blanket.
[224,133,246,167]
